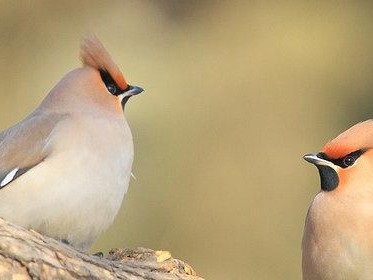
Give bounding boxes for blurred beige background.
[1,1,373,279]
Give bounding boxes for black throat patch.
[316,165,339,191]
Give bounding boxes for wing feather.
[0,112,66,188]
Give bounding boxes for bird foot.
[93,252,104,258]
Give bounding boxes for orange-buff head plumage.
[80,35,128,90]
[302,119,373,279]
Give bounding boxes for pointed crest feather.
[80,35,128,90]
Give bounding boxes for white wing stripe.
[0,168,19,187]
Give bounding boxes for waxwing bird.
[0,36,143,251]
[302,120,373,280]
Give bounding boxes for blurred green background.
[1,1,373,279]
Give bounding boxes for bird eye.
[107,84,117,94]
[99,69,121,96]
[343,156,355,167]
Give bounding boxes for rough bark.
[0,218,204,280]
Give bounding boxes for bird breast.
[303,192,373,279]
[0,114,134,250]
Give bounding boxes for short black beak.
[120,85,144,109]
[303,153,333,167]
[124,85,144,96]
[303,153,339,192]
[303,154,319,164]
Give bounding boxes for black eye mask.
[99,69,129,96]
[317,149,367,168]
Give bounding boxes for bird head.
[304,120,373,192]
[79,36,143,109]
[40,36,143,114]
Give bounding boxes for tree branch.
[0,218,204,280]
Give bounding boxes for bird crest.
[322,120,373,159]
[80,36,128,90]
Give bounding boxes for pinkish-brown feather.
[322,119,373,158]
[80,36,128,90]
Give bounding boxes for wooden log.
[0,218,204,280]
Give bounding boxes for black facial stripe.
[317,149,367,168]
[99,69,116,87]
[99,69,129,96]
